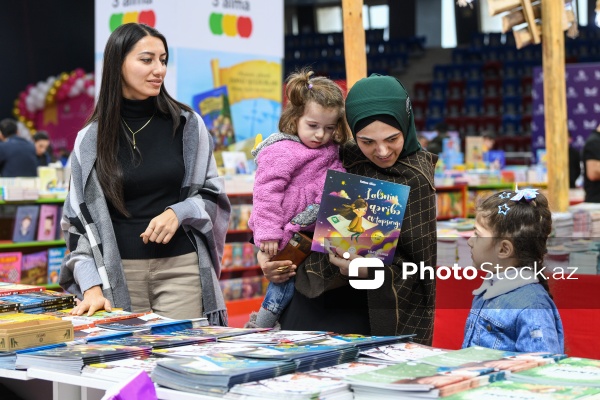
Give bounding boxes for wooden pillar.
[541,0,569,212]
[342,0,367,90]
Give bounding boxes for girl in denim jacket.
[462,189,564,353]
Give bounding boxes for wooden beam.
[520,0,541,44]
[342,0,367,90]
[542,0,569,212]
[487,0,521,16]
[502,4,540,33]
[513,23,541,49]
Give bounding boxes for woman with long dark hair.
[59,23,230,325]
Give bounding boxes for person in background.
[247,68,350,328]
[481,130,496,152]
[59,23,231,324]
[0,118,37,177]
[568,136,581,189]
[425,122,448,155]
[257,74,437,343]
[33,131,53,167]
[463,189,564,353]
[582,124,600,202]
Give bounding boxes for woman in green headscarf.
[258,74,438,344]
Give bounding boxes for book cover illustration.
[192,85,236,151]
[311,170,410,264]
[20,251,48,285]
[47,247,66,284]
[360,342,448,365]
[36,204,58,241]
[345,361,493,391]
[81,355,162,381]
[219,330,329,345]
[229,371,352,398]
[512,357,600,387]
[12,205,40,243]
[0,252,22,284]
[442,380,600,400]
[172,326,270,339]
[152,342,261,359]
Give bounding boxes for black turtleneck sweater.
[107,97,195,260]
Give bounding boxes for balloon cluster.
[13,68,95,133]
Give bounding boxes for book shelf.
[223,192,266,324]
[0,198,66,287]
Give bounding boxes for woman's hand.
[260,240,279,257]
[141,208,179,244]
[257,250,296,283]
[71,286,112,316]
[328,246,368,278]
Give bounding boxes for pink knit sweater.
[249,136,345,250]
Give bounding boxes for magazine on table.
[311,170,410,264]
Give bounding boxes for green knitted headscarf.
[345,74,421,159]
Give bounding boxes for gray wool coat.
[59,110,231,325]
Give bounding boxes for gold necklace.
[122,114,155,149]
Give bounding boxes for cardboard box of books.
[0,319,73,351]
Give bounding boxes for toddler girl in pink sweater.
[247,68,351,328]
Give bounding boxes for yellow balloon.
[18,116,25,122]
[61,73,69,81]
[25,121,34,128]
[49,88,57,95]
[54,81,62,88]
[13,107,20,116]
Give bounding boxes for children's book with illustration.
[20,251,48,285]
[192,85,236,151]
[12,205,39,243]
[36,204,58,241]
[229,371,353,399]
[0,253,23,284]
[442,380,600,400]
[311,170,410,264]
[511,357,600,387]
[47,247,66,284]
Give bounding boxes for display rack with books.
[0,198,66,289]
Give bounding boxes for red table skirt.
[433,273,600,359]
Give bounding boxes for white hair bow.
[510,188,539,202]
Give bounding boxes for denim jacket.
[462,270,564,354]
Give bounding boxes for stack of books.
[16,343,152,373]
[1,290,75,314]
[150,353,296,395]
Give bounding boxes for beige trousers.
[122,252,202,319]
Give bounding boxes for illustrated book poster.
[192,86,235,151]
[36,204,58,241]
[12,205,40,243]
[311,170,410,264]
